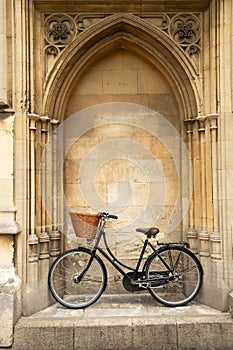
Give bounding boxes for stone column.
[208,114,221,261]
[218,0,233,282]
[0,0,21,347]
[25,113,40,310]
[38,115,50,307]
[50,119,61,260]
[184,118,198,254]
[196,116,210,262]
[39,115,50,259]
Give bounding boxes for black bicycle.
[48,212,203,309]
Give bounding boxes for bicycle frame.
[89,225,178,285]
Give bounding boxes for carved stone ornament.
[75,14,106,33]
[169,13,201,46]
[43,12,202,76]
[44,14,76,46]
[45,45,59,57]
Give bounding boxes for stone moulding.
[43,12,202,77]
[0,208,21,235]
[34,0,211,12]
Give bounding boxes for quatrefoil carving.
[44,14,76,46]
[169,13,200,45]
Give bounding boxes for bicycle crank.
[122,272,145,292]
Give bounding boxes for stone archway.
[42,13,200,240]
[42,13,199,120]
[25,11,217,315]
[41,15,200,293]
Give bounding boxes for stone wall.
[1,0,233,347]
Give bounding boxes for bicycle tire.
[48,247,107,309]
[145,246,203,307]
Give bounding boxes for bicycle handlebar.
[108,214,118,220]
[102,212,118,220]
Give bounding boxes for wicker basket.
[69,212,102,240]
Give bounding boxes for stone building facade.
[0,0,233,347]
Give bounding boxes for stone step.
[13,294,233,350]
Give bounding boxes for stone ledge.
[0,221,21,235]
[13,314,233,350]
[0,102,14,118]
[0,208,21,235]
[12,296,233,350]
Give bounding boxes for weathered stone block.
[132,318,177,350]
[73,70,102,95]
[103,70,138,94]
[74,317,133,350]
[138,69,171,94]
[0,268,21,348]
[13,319,74,350]
[177,318,233,350]
[0,293,15,347]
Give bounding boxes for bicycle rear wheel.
[145,246,203,307]
[48,247,107,309]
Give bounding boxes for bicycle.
[48,212,203,309]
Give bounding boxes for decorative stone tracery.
[43,12,202,76]
[44,14,76,46]
[169,13,200,44]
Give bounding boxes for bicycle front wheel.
[145,246,203,307]
[48,247,107,309]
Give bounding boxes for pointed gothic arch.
[42,13,200,120]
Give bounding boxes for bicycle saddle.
[136,227,159,238]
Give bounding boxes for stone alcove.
[40,14,199,292]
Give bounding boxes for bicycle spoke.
[48,248,107,309]
[146,246,203,306]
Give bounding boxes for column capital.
[196,115,207,122]
[184,118,195,133]
[207,114,219,130]
[206,113,219,119]
[196,115,207,131]
[28,113,40,130]
[40,115,50,133]
[50,118,60,125]
[40,115,50,122]
[28,112,40,120]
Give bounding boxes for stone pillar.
[0,0,21,347]
[50,119,61,261]
[196,116,210,265]
[0,209,21,348]
[39,115,50,248]
[38,116,50,307]
[184,119,198,254]
[217,0,233,309]
[22,113,40,315]
[208,114,221,261]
